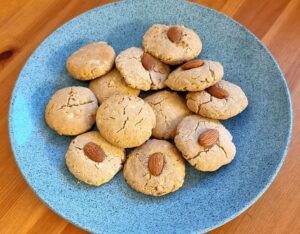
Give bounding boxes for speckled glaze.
[9,0,292,233]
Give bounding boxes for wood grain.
[0,0,299,233]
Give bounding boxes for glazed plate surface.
[9,0,292,233]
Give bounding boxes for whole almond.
[148,152,165,176]
[181,59,205,70]
[167,26,182,43]
[141,53,155,71]
[206,85,229,99]
[83,142,105,162]
[198,129,219,148]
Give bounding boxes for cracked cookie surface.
[123,139,185,196]
[115,47,170,91]
[89,68,140,103]
[45,86,98,135]
[96,94,156,148]
[66,42,115,80]
[144,91,191,139]
[165,60,224,91]
[66,131,125,186]
[142,24,202,65]
[187,80,248,119]
[175,115,236,172]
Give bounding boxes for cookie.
[174,115,236,172]
[165,59,224,91]
[65,131,125,186]
[115,47,170,91]
[142,24,202,65]
[186,80,248,119]
[45,86,98,136]
[89,68,140,103]
[123,139,185,196]
[66,42,115,80]
[96,94,156,148]
[144,91,191,139]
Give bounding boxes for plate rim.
[8,0,293,233]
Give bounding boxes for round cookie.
[174,115,236,172]
[65,131,125,186]
[89,68,140,103]
[186,80,248,119]
[165,59,224,91]
[144,91,191,139]
[66,42,115,80]
[45,86,98,136]
[96,94,156,148]
[115,47,170,91]
[142,24,202,65]
[123,139,185,196]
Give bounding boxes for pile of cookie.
[45,24,248,196]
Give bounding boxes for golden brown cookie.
[45,86,98,136]
[89,68,140,103]
[66,131,125,186]
[123,139,185,196]
[175,115,236,172]
[186,80,248,119]
[66,42,115,80]
[96,94,156,148]
[143,24,202,65]
[144,91,191,139]
[115,47,170,91]
[165,59,224,91]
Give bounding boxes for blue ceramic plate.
[9,0,292,233]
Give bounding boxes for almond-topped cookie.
[123,139,185,196]
[115,47,170,91]
[65,131,125,186]
[142,24,202,65]
[174,115,236,172]
[165,59,224,91]
[186,80,248,119]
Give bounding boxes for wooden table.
[0,0,299,233]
